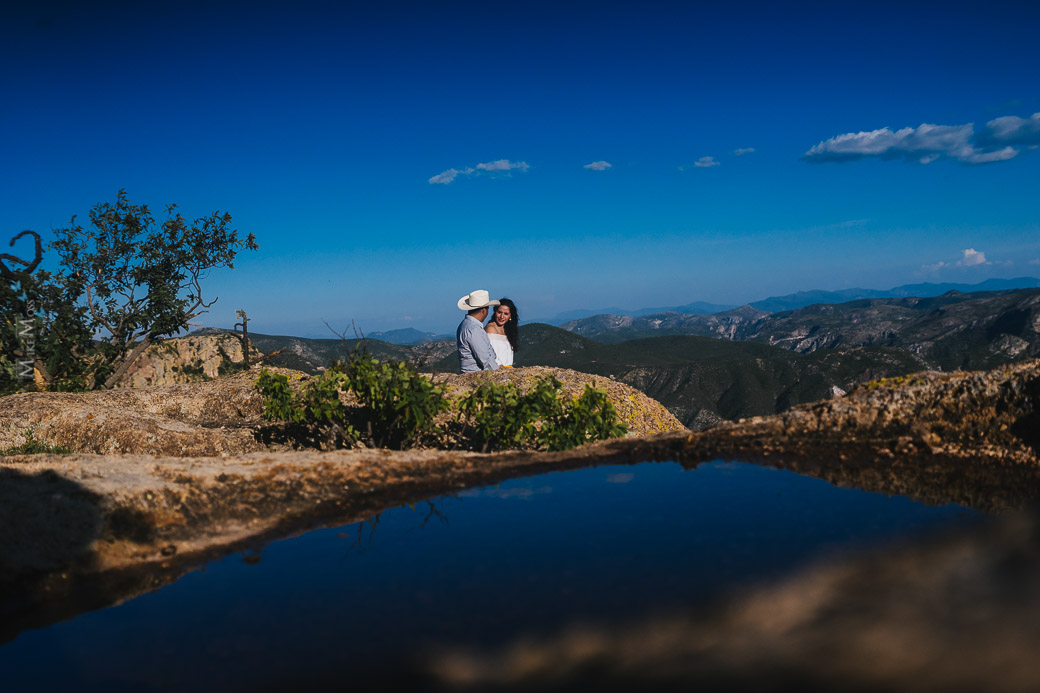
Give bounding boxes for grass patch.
[1,430,72,456]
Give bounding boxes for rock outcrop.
[0,366,684,456]
[116,333,262,388]
[688,357,1040,467]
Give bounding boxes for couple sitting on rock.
[456,290,519,373]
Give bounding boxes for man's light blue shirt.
[457,315,500,373]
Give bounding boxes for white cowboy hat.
[458,289,501,310]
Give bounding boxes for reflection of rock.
[428,511,1040,692]
[0,438,676,641]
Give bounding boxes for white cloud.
[958,248,989,266]
[958,146,1019,164]
[732,147,756,156]
[475,159,529,173]
[429,159,529,184]
[923,248,993,272]
[1030,259,1040,266]
[978,112,1040,146]
[428,168,467,185]
[583,160,612,171]
[804,116,1034,166]
[693,156,720,168]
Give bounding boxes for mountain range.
[196,281,1040,432]
[538,277,1040,324]
[562,288,1040,369]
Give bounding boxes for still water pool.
[2,460,978,691]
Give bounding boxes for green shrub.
[256,348,447,449]
[344,354,448,448]
[256,358,628,453]
[455,375,628,452]
[455,379,529,452]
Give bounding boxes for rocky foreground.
[1,357,1039,688]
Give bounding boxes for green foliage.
[256,368,357,449]
[455,375,628,452]
[455,380,528,452]
[256,370,304,422]
[256,349,449,450]
[343,353,448,448]
[13,190,257,391]
[257,353,627,452]
[1,230,93,394]
[1,430,72,456]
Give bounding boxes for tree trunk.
[103,335,153,389]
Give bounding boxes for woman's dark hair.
[497,298,519,353]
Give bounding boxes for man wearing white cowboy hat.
[456,289,501,373]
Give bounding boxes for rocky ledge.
[1,358,1039,667]
[687,357,1040,466]
[0,366,685,456]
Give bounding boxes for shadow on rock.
[0,467,104,642]
[1010,373,1040,456]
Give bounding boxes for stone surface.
[0,366,684,456]
[116,333,262,388]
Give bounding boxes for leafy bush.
[344,353,448,448]
[257,356,628,453]
[256,368,356,449]
[256,349,447,450]
[455,374,628,452]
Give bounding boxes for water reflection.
[0,460,988,692]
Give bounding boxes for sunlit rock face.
[688,358,1040,469]
[116,334,262,388]
[0,373,269,456]
[0,362,684,457]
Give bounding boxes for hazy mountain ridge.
[192,329,455,374]
[367,328,454,345]
[546,277,1040,324]
[563,288,1040,371]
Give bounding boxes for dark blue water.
[1,460,977,691]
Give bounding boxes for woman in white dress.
[485,298,518,367]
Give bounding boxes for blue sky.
[3,0,1039,336]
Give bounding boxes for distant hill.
[544,277,1040,326]
[748,277,1040,313]
[536,300,737,324]
[367,328,454,345]
[194,329,454,374]
[562,288,1040,371]
[561,305,770,344]
[742,288,1040,370]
